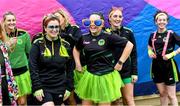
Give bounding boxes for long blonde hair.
[53,9,70,27]
[0,23,6,42]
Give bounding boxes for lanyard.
[152,30,172,56]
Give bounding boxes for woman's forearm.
[118,41,133,63]
[73,47,81,67]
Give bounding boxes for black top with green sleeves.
[29,35,74,93]
[76,31,128,75]
[148,30,180,58]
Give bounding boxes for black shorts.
[151,58,180,85]
[41,90,64,105]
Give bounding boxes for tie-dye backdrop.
[0,0,180,96]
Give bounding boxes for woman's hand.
[6,37,17,45]
[131,75,138,83]
[149,53,157,59]
[34,89,44,102]
[176,48,180,54]
[10,37,17,44]
[63,90,71,101]
[114,63,123,71]
[163,51,177,60]
[75,65,82,72]
[148,49,157,59]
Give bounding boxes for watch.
[118,60,123,65]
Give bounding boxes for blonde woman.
[3,11,32,105]
[106,7,138,106]
[54,10,83,105]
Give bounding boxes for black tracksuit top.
[106,26,138,78]
[29,35,73,93]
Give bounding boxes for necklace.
[7,29,18,52]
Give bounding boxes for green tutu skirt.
[75,70,124,103]
[15,70,32,97]
[74,66,87,88]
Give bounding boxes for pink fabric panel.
[0,0,75,37]
[145,0,180,19]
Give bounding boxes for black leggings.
[2,76,11,105]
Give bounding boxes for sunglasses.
[47,25,60,30]
[82,19,103,27]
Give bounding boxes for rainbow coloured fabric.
[0,41,18,105]
[0,0,179,95]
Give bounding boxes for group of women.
[0,6,179,106]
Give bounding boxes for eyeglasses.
[47,25,60,30]
[82,19,103,27]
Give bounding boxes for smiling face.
[109,10,123,28]
[89,14,104,35]
[4,14,16,31]
[155,14,168,31]
[45,20,60,39]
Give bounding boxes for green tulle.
[74,66,87,88]
[75,70,124,103]
[15,70,32,97]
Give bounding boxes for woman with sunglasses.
[148,11,180,106]
[2,11,32,105]
[0,22,18,106]
[73,12,134,105]
[53,9,83,105]
[106,7,138,105]
[29,14,74,106]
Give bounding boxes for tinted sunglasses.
[82,19,103,27]
[47,25,60,30]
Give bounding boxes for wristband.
[148,49,154,55]
[118,60,123,65]
[34,89,43,97]
[166,51,177,59]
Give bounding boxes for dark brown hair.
[42,14,60,34]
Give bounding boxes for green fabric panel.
[9,32,31,68]
[171,59,179,82]
[122,77,132,84]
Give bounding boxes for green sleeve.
[25,32,31,54]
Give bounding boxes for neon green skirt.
[15,70,32,97]
[75,70,124,103]
[73,66,87,88]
